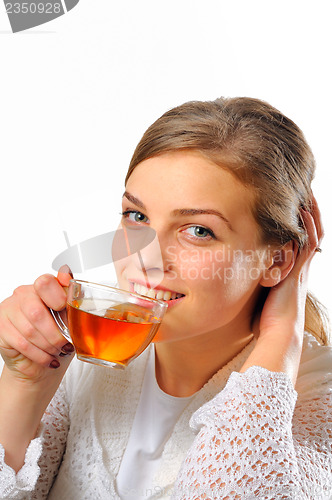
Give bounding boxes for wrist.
[0,365,63,472]
[1,364,57,397]
[240,331,303,386]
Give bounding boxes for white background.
[0,0,331,319]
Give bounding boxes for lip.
[128,279,184,294]
[128,280,185,308]
[158,294,185,309]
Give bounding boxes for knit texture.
[172,367,332,499]
[0,332,331,500]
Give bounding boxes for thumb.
[57,264,73,287]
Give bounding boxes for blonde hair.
[126,97,330,345]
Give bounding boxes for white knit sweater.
[0,332,331,499]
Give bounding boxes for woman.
[0,97,331,499]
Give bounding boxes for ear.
[259,240,296,287]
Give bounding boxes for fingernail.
[61,342,75,353]
[58,264,74,278]
[49,359,60,369]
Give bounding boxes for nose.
[133,231,167,286]
[112,225,172,286]
[112,225,157,263]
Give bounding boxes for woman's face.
[115,151,272,343]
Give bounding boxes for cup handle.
[49,308,72,343]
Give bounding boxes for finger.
[18,295,69,353]
[57,264,73,287]
[299,209,319,256]
[34,274,67,311]
[292,240,299,261]
[310,194,324,244]
[7,304,64,357]
[0,316,58,368]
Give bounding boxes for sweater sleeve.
[0,381,69,500]
[171,365,332,500]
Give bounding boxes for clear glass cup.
[51,280,167,369]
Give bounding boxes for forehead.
[125,151,261,240]
[126,151,255,207]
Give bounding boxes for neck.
[154,326,254,397]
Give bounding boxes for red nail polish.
[61,342,75,353]
[49,359,60,369]
[58,264,73,278]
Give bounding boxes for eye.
[183,226,216,240]
[122,210,149,224]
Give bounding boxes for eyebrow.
[123,191,146,209]
[122,191,233,230]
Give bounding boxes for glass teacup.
[51,280,167,369]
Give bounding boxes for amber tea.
[67,301,159,367]
[50,280,167,369]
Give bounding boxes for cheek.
[113,258,130,289]
[176,249,235,287]
[222,252,264,301]
[178,248,263,297]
